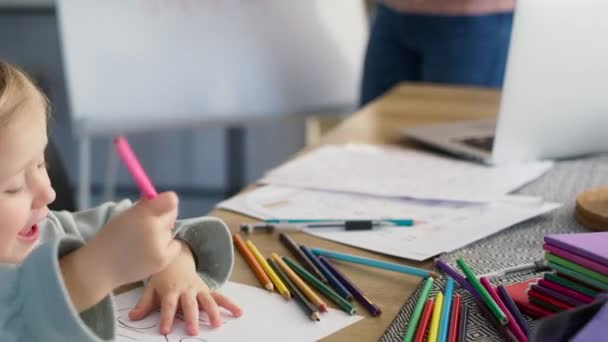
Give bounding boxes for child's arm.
[47,199,133,242]
[172,217,234,290]
[1,193,182,342]
[0,238,116,342]
[48,202,234,289]
[128,216,240,336]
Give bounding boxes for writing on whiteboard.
[139,0,267,15]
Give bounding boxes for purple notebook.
[544,232,608,267]
[543,244,608,276]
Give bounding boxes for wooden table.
[210,83,502,341]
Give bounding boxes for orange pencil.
[232,233,273,291]
[272,253,329,312]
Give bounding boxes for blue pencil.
[300,245,354,301]
[438,278,454,342]
[311,248,434,278]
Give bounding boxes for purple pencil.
[318,256,382,316]
[435,259,480,299]
[497,285,530,337]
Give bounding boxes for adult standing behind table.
[360,0,514,106]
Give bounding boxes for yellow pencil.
[273,254,328,312]
[246,240,291,299]
[428,293,443,342]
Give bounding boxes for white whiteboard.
[56,0,368,136]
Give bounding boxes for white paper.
[217,185,560,261]
[115,282,362,342]
[260,144,553,203]
[218,185,493,222]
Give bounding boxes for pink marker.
[113,136,158,199]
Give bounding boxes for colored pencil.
[457,304,468,342]
[428,293,444,342]
[312,248,435,278]
[413,298,435,342]
[271,254,328,312]
[268,257,319,321]
[438,278,455,342]
[497,285,530,337]
[319,256,382,316]
[232,234,273,291]
[435,260,479,299]
[403,277,434,342]
[480,277,526,342]
[283,256,356,315]
[113,136,158,199]
[475,299,518,342]
[300,245,353,301]
[279,233,328,284]
[246,240,291,299]
[456,258,507,325]
[448,294,461,342]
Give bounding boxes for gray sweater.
[0,200,234,342]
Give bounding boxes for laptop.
[403,0,608,165]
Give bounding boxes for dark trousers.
[360,5,513,106]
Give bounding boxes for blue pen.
[265,219,416,227]
[300,245,353,301]
[438,278,454,342]
[311,248,434,278]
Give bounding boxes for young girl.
[0,61,241,341]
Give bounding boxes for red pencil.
[448,294,461,342]
[414,298,435,342]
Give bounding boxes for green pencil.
[456,258,507,325]
[403,277,434,342]
[283,256,356,315]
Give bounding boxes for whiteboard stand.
[103,139,118,202]
[77,134,91,209]
[225,126,246,198]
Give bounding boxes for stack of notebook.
[526,232,608,314]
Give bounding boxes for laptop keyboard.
[457,136,495,152]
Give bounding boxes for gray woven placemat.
[380,154,608,342]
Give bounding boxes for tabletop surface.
[208,83,502,341]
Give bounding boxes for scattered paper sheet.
[260,144,553,203]
[115,282,362,342]
[217,185,560,261]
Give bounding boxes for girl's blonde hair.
[0,61,49,127]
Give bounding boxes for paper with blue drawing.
[115,282,362,342]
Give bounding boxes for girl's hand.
[128,242,242,336]
[60,192,181,312]
[88,192,182,288]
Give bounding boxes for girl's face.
[0,94,56,263]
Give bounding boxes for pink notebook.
[543,243,608,276]
[544,232,608,267]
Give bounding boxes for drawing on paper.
[115,306,227,342]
